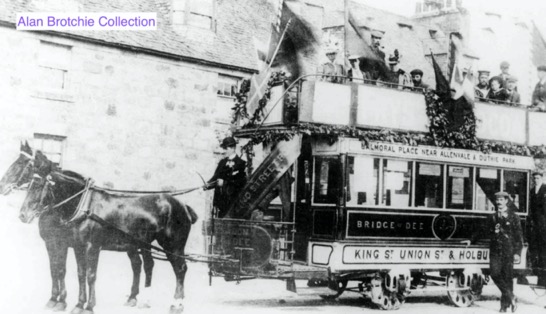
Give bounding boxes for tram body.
[208,79,534,309]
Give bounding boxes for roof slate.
[0,0,267,72]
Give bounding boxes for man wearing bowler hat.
[463,191,523,312]
[205,137,247,218]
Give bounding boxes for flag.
[431,52,450,97]
[450,61,464,100]
[462,69,475,106]
[347,12,383,62]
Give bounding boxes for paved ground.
[2,193,546,314]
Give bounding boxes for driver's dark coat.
[206,155,246,217]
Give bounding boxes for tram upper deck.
[236,77,546,147]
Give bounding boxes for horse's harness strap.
[50,188,86,210]
[85,212,236,263]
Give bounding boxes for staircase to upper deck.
[245,78,546,147]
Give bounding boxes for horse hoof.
[53,301,67,312]
[169,305,184,314]
[70,307,84,314]
[45,300,58,309]
[81,310,94,314]
[124,298,137,307]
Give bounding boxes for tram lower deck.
[209,136,532,310]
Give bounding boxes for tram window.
[347,156,379,206]
[475,168,500,211]
[314,157,341,204]
[447,166,473,209]
[503,170,527,212]
[381,159,412,207]
[415,162,443,208]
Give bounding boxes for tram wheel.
[375,290,404,311]
[369,276,406,310]
[446,273,475,307]
[319,280,348,300]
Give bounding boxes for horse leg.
[52,242,69,312]
[139,249,154,309]
[124,249,141,307]
[166,247,188,314]
[83,244,101,314]
[71,245,87,314]
[44,240,60,309]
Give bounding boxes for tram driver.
[205,137,247,218]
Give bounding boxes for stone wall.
[0,26,251,253]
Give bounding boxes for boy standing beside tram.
[463,191,523,313]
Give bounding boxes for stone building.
[0,0,270,253]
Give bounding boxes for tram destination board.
[346,211,486,240]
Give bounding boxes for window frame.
[311,155,342,207]
[37,41,72,92]
[172,0,217,31]
[33,133,66,167]
[340,153,529,214]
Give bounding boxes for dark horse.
[0,141,34,195]
[4,150,157,312]
[20,151,198,314]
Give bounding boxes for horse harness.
[33,172,234,264]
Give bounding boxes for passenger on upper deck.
[347,55,368,83]
[364,31,387,82]
[475,70,490,100]
[505,76,521,105]
[486,76,509,104]
[317,48,345,84]
[497,61,512,88]
[531,65,546,111]
[380,50,411,89]
[408,69,430,92]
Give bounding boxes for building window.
[38,41,72,91]
[172,0,216,30]
[33,133,66,166]
[217,74,240,98]
[215,74,241,124]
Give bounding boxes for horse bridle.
[3,152,34,194]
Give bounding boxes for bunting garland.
[232,73,546,159]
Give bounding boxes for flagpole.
[344,0,349,61]
[245,18,292,108]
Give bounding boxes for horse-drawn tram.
[208,76,534,310]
